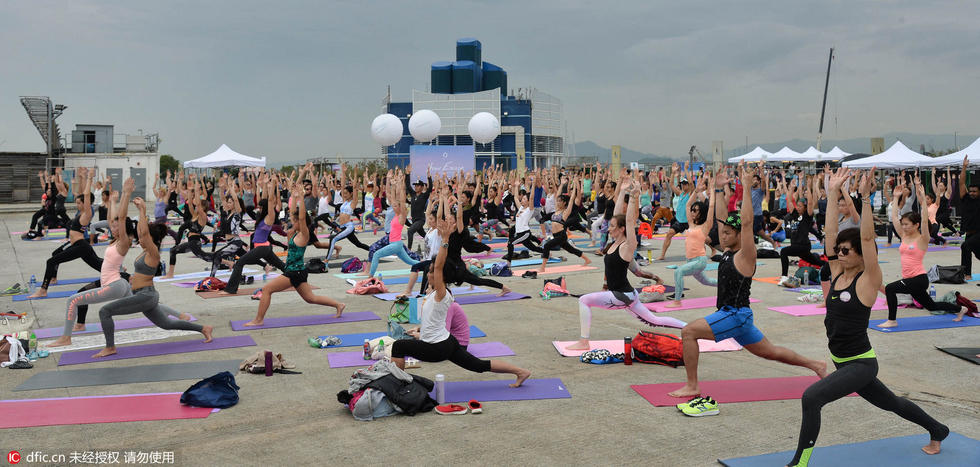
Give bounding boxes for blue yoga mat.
[869,315,980,333]
[318,325,486,347]
[12,290,77,301]
[718,432,980,466]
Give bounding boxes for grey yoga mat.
[14,359,242,391]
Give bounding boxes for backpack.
[306,258,327,274]
[794,266,819,285]
[631,331,684,367]
[489,262,512,277]
[341,257,363,273]
[389,297,410,323]
[195,276,226,291]
[180,371,240,408]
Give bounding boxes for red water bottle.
[264,350,273,376]
[624,337,633,365]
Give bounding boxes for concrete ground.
[0,212,978,467]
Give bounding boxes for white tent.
[183,144,267,168]
[921,136,980,167]
[768,146,805,162]
[796,146,825,162]
[728,146,772,163]
[841,141,932,168]
[821,146,850,161]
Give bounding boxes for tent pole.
[816,47,834,151]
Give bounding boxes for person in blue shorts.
[666,163,828,416]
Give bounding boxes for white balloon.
[408,109,441,142]
[371,114,403,146]
[468,112,500,144]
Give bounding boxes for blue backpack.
[180,371,240,408]
[489,262,513,277]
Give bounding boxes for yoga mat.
[769,297,888,317]
[196,285,317,299]
[372,287,488,301]
[41,277,100,286]
[718,432,980,467]
[967,273,980,282]
[174,273,281,288]
[645,296,760,312]
[0,393,215,428]
[58,335,256,366]
[552,338,741,357]
[654,256,690,263]
[752,276,782,285]
[512,264,598,276]
[229,311,380,331]
[454,292,531,305]
[632,375,853,407]
[783,286,822,293]
[336,268,413,279]
[15,359,241,391]
[12,290,77,301]
[318,325,486,347]
[34,314,198,340]
[433,378,571,403]
[327,341,514,368]
[935,346,980,365]
[153,268,258,282]
[664,261,762,271]
[869,315,980,333]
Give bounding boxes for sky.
[1,0,978,164]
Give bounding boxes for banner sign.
[410,145,475,183]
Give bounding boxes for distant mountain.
[727,132,977,158]
[573,141,678,164]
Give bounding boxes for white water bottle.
[929,285,936,300]
[435,374,445,404]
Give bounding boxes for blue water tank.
[456,38,482,67]
[452,60,480,93]
[481,61,507,97]
[431,61,454,94]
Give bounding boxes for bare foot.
[667,384,701,398]
[664,300,683,308]
[334,303,346,319]
[813,360,829,379]
[565,339,591,351]
[877,320,898,328]
[510,368,532,388]
[201,325,214,342]
[72,323,87,331]
[28,289,48,298]
[537,267,546,273]
[952,307,966,322]
[243,320,263,327]
[178,313,192,321]
[92,347,117,358]
[498,286,511,297]
[47,336,72,347]
[656,256,666,261]
[164,272,175,279]
[216,290,235,296]
[334,245,343,257]
[264,264,274,274]
[921,439,942,455]
[582,256,591,266]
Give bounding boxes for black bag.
[180,371,240,408]
[757,249,780,259]
[306,258,327,274]
[934,265,966,284]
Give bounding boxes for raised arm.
[914,173,929,246]
[621,178,641,260]
[133,198,157,260]
[959,156,969,200]
[733,163,757,275]
[824,166,849,278]
[856,170,882,300]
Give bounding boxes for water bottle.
[377,273,383,283]
[29,275,36,293]
[362,339,371,360]
[29,332,37,354]
[262,272,267,282]
[624,337,633,366]
[378,339,385,355]
[435,374,445,404]
[929,285,936,300]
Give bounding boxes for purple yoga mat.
[35,315,198,339]
[454,292,530,305]
[432,378,571,403]
[58,335,256,366]
[327,341,515,368]
[229,311,379,331]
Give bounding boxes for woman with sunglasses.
[664,172,717,308]
[878,173,963,328]
[787,167,948,466]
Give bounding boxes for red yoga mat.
[0,393,215,428]
[631,375,856,406]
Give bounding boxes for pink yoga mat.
[645,297,760,312]
[631,375,855,406]
[512,264,598,276]
[0,393,214,428]
[35,315,198,339]
[327,341,515,368]
[552,338,741,357]
[769,297,887,317]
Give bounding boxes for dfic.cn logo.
[7,450,20,464]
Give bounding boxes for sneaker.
[679,396,719,417]
[797,293,824,303]
[676,396,707,411]
[434,404,468,415]
[468,399,483,414]
[1,283,23,295]
[777,276,790,287]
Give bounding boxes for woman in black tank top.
[566,174,685,351]
[538,178,591,273]
[787,167,948,466]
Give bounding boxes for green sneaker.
[675,396,706,411]
[679,396,719,417]
[1,283,23,296]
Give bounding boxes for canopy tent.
[821,146,850,161]
[841,141,932,169]
[728,146,772,163]
[921,136,980,167]
[795,146,825,162]
[768,146,806,162]
[183,144,267,168]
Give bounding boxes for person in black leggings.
[389,203,530,388]
[788,168,948,466]
[538,179,591,273]
[778,176,825,286]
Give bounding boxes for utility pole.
[816,47,834,151]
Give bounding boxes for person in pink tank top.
[366,169,420,278]
[665,173,718,307]
[880,174,962,328]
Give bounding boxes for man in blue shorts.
[667,163,828,416]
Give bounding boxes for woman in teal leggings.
[665,173,717,307]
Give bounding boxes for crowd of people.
[22,157,980,466]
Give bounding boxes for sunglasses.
[834,246,853,256]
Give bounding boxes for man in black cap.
[405,166,432,250]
